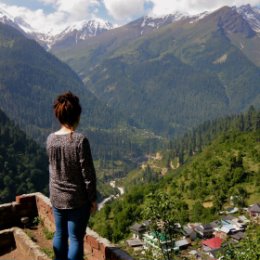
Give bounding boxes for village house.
[230,231,245,242]
[213,230,228,240]
[218,220,237,234]
[126,239,144,251]
[143,231,174,252]
[183,225,197,241]
[130,223,147,239]
[221,215,236,222]
[195,224,214,238]
[127,222,149,251]
[238,215,250,224]
[174,238,191,251]
[202,237,223,259]
[230,216,249,230]
[248,203,260,219]
[202,237,223,251]
[126,212,252,258]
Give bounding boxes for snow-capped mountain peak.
[0,8,19,29]
[0,8,37,36]
[13,17,35,34]
[141,11,188,29]
[189,11,209,24]
[65,19,113,32]
[49,19,114,49]
[0,7,114,49]
[58,19,114,39]
[237,4,260,33]
[0,8,13,21]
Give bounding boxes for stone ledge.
[0,228,51,260]
[0,193,135,260]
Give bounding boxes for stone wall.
[0,228,50,260]
[0,194,37,229]
[0,193,134,260]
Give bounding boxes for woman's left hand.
[90,201,97,214]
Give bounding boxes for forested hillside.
[0,22,163,183]
[0,108,155,203]
[0,22,120,143]
[90,109,260,242]
[55,6,260,136]
[0,109,48,203]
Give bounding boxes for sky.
[0,0,260,34]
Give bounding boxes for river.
[97,181,125,210]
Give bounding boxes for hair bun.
[58,96,66,104]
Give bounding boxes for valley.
[0,2,260,260]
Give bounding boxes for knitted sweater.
[46,132,96,209]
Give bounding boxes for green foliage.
[0,109,48,203]
[0,23,122,144]
[90,184,154,243]
[43,227,54,240]
[143,192,187,260]
[41,248,55,259]
[91,110,260,242]
[169,107,260,164]
[222,225,260,260]
[143,192,188,226]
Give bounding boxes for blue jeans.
[52,202,90,260]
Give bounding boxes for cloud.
[1,0,260,34]
[0,0,102,34]
[0,3,65,33]
[103,0,146,20]
[148,0,260,15]
[38,0,58,4]
[42,0,100,20]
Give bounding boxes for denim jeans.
[52,202,91,260]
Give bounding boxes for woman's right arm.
[79,137,97,204]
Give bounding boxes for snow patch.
[237,5,260,33]
[213,53,228,64]
[189,11,209,24]
[141,12,188,29]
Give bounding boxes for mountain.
[0,109,48,203]
[0,7,114,49]
[127,12,189,36]
[226,4,260,67]
[53,5,260,136]
[0,8,32,34]
[0,21,165,185]
[50,20,114,51]
[237,4,260,33]
[0,22,121,143]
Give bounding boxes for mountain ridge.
[55,5,260,135]
[0,22,122,143]
[2,4,260,50]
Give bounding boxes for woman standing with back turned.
[46,91,97,260]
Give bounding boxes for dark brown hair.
[53,91,81,128]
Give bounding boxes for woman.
[46,91,97,260]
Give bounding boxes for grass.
[41,248,55,259]
[43,227,54,240]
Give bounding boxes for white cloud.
[38,0,58,4]
[148,0,260,15]
[50,0,100,20]
[0,0,102,34]
[103,0,146,20]
[1,0,260,34]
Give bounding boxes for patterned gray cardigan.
[46,132,97,209]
